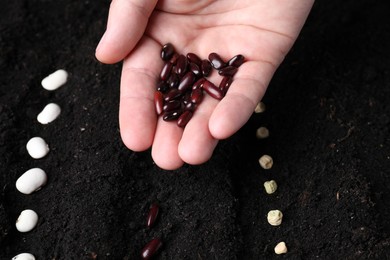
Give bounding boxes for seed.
[182,100,196,112]
[274,242,288,254]
[174,54,188,76]
[177,71,195,92]
[163,100,181,112]
[16,168,47,195]
[218,66,238,77]
[12,253,36,260]
[259,155,273,169]
[41,69,68,91]
[167,73,180,88]
[189,62,201,77]
[147,203,159,228]
[163,110,182,121]
[37,103,61,124]
[15,209,38,232]
[202,79,223,100]
[187,53,202,66]
[192,78,205,90]
[169,53,179,64]
[26,137,50,159]
[267,210,283,226]
[161,43,175,61]
[208,53,226,70]
[227,54,245,67]
[164,88,181,102]
[190,88,203,104]
[219,76,233,96]
[201,59,212,77]
[154,91,164,115]
[177,111,193,127]
[254,102,266,113]
[256,127,269,139]
[141,238,163,259]
[156,81,169,93]
[263,180,278,194]
[160,62,173,81]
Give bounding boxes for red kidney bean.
[161,43,174,61]
[182,101,196,112]
[201,59,212,77]
[163,109,182,121]
[219,76,233,96]
[190,88,203,104]
[154,91,164,115]
[187,53,202,66]
[203,79,223,100]
[177,71,195,92]
[218,65,238,77]
[208,52,226,70]
[164,88,181,102]
[190,62,201,77]
[170,53,179,65]
[147,203,159,228]
[141,238,162,259]
[163,100,181,112]
[156,81,169,93]
[174,54,188,76]
[167,73,179,88]
[182,91,191,104]
[192,78,205,90]
[160,62,173,81]
[177,111,193,127]
[227,54,245,67]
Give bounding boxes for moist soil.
[1,0,390,259]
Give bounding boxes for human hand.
[95,0,314,170]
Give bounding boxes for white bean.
[264,180,278,194]
[12,253,36,260]
[254,102,266,113]
[37,103,61,124]
[26,137,49,159]
[41,69,68,91]
[256,126,269,139]
[259,155,273,169]
[16,168,47,194]
[274,241,288,254]
[15,209,38,232]
[267,210,283,226]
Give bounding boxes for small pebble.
[256,126,269,139]
[12,253,36,260]
[26,137,49,159]
[267,210,283,226]
[259,155,273,169]
[254,102,266,113]
[37,103,61,124]
[16,168,47,194]
[16,209,38,232]
[274,241,288,254]
[41,69,68,91]
[264,180,278,194]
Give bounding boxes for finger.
[209,61,276,139]
[96,0,158,64]
[151,119,184,170]
[119,37,161,151]
[178,95,219,165]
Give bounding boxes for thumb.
[96,0,158,64]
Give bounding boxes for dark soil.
[1,0,389,259]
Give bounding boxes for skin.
[96,0,314,170]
